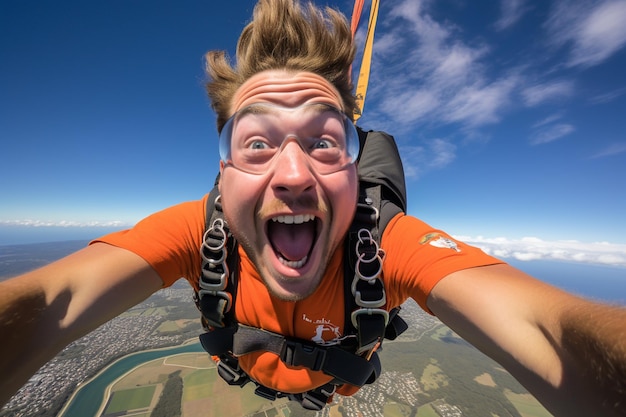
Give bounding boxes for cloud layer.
[2,221,624,267]
[0,220,130,228]
[457,235,626,268]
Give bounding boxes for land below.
[1,240,552,417]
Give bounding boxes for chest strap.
[200,324,381,388]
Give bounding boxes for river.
[57,341,204,417]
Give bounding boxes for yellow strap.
[353,0,379,121]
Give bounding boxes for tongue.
[268,221,315,261]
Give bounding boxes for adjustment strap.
[351,308,388,354]
[198,291,232,329]
[384,307,409,340]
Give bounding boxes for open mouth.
[267,214,319,269]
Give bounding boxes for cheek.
[219,169,263,227]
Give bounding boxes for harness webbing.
[197,181,238,329]
[200,324,380,387]
[195,128,408,411]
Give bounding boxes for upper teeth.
[271,214,315,224]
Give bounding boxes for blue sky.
[1,0,626,268]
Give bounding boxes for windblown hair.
[205,0,356,131]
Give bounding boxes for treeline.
[150,371,183,417]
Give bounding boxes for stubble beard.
[229,196,336,302]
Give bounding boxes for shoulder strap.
[343,128,408,355]
[196,174,239,329]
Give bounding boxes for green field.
[104,385,155,414]
[183,368,218,401]
[383,402,413,417]
[416,404,440,417]
[505,389,553,417]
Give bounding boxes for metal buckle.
[202,218,228,254]
[200,218,230,291]
[355,202,379,225]
[199,262,229,291]
[351,308,389,356]
[198,289,232,314]
[351,227,386,307]
[352,277,386,308]
[354,229,384,282]
[351,308,389,330]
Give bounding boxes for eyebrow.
[234,102,343,122]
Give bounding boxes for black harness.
[194,128,408,410]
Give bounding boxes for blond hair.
[205,0,356,131]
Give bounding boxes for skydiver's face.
[218,70,358,301]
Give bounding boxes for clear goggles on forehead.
[218,102,360,175]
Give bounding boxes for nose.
[269,138,316,196]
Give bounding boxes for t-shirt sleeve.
[381,213,505,313]
[90,195,208,288]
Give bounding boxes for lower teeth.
[279,255,308,268]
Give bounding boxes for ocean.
[508,259,625,304]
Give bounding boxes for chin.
[263,271,323,302]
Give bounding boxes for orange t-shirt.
[94,194,503,394]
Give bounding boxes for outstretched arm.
[427,263,626,417]
[0,242,163,407]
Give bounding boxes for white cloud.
[357,0,530,179]
[442,78,517,127]
[358,0,622,179]
[399,139,457,179]
[589,86,626,104]
[545,0,626,68]
[532,112,565,128]
[456,235,626,267]
[522,80,575,106]
[494,0,530,31]
[590,142,626,158]
[361,0,524,136]
[529,123,575,145]
[379,89,440,125]
[0,219,130,228]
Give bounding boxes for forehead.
[231,70,344,115]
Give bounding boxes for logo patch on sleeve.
[419,233,461,252]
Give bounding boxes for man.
[1,0,625,415]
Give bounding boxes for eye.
[312,138,335,149]
[249,139,270,150]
